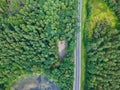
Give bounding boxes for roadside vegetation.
[83,0,120,89]
[0,0,78,89]
[81,0,87,90]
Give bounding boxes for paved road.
[73,0,82,89]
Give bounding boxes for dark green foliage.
[85,21,120,90]
[0,0,78,89]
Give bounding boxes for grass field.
[81,0,87,90]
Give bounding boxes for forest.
[0,0,78,90]
[84,0,120,90]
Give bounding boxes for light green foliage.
[104,0,120,20]
[0,0,78,89]
[85,0,117,40]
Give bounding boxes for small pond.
[11,75,60,90]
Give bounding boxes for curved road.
[73,0,82,90]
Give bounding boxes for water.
[11,75,60,90]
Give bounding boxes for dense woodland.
[0,0,78,89]
[85,0,120,90]
[86,21,120,90]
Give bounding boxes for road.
[73,0,82,89]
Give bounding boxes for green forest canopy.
[0,0,78,90]
[85,0,120,90]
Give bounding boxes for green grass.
[81,0,87,90]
